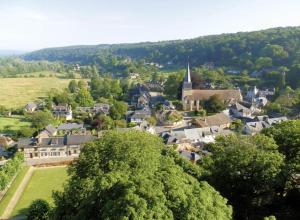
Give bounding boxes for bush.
[27,199,51,220]
[204,94,226,113]
[172,100,183,110]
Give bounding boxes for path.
[1,166,34,220]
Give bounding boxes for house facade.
[52,104,73,120]
[17,135,95,159]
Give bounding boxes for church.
[182,63,242,111]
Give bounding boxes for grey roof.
[231,103,251,114]
[45,124,57,135]
[25,102,37,110]
[57,123,84,131]
[66,135,95,145]
[130,109,151,119]
[266,117,288,125]
[18,135,95,148]
[40,137,65,147]
[17,138,36,148]
[179,150,201,162]
[0,147,8,157]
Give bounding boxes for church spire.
[182,62,192,91]
[185,62,191,83]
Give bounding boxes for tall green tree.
[109,100,128,120]
[263,120,300,191]
[204,94,226,113]
[75,88,94,107]
[52,131,232,220]
[28,111,55,130]
[200,134,284,219]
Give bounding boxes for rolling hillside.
[23,26,300,69]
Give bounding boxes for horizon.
[1,0,300,51]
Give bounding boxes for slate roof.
[57,123,84,131]
[17,138,36,148]
[184,89,242,102]
[231,103,252,114]
[179,150,201,162]
[40,137,65,146]
[66,135,95,145]
[17,135,95,148]
[45,125,57,135]
[25,102,37,110]
[194,113,232,128]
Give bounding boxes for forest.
[22,27,299,68]
[22,26,300,88]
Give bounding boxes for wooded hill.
[24,26,300,68]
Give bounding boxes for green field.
[0,116,31,131]
[0,166,30,216]
[0,77,74,108]
[12,166,68,217]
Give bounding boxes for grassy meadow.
[0,116,31,131]
[0,77,73,108]
[12,166,68,217]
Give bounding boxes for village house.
[145,81,164,92]
[246,86,275,103]
[243,116,288,135]
[130,84,151,109]
[179,150,201,163]
[24,102,38,112]
[52,104,72,120]
[161,124,232,147]
[0,135,14,148]
[133,121,156,135]
[230,102,253,118]
[57,123,86,135]
[0,136,14,159]
[182,63,242,111]
[174,127,232,145]
[36,124,57,140]
[17,134,95,159]
[193,112,232,129]
[75,103,110,115]
[128,108,151,124]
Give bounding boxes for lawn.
[0,116,31,131]
[12,166,68,217]
[0,77,74,108]
[0,166,30,216]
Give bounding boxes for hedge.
[0,152,24,191]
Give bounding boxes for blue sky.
[0,0,300,51]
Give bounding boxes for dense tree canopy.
[90,76,123,100]
[27,199,51,220]
[263,120,300,191]
[204,94,226,113]
[200,134,284,219]
[52,131,232,219]
[27,110,55,130]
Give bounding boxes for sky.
[0,0,300,51]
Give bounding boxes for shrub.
[27,199,51,220]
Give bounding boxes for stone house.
[17,134,95,159]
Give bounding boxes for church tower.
[182,63,193,108]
